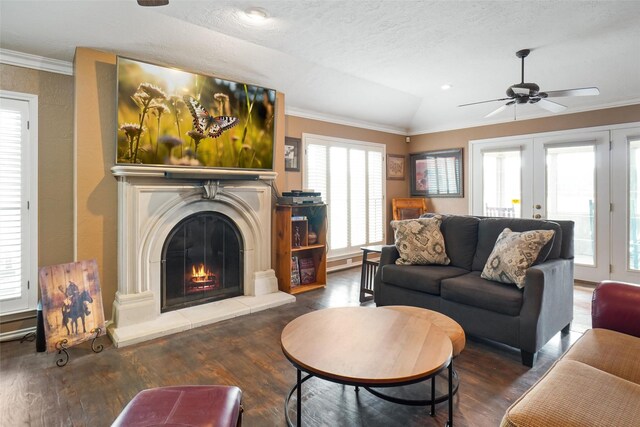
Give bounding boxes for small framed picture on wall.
[387,154,405,180]
[284,137,301,172]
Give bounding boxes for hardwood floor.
[0,269,593,426]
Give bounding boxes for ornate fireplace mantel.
[108,165,294,347]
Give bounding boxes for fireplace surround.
[108,165,294,347]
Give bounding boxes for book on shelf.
[291,256,301,287]
[298,257,316,285]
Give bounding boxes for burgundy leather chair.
[592,280,640,337]
[112,385,243,427]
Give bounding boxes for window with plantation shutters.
[303,134,385,258]
[0,92,37,315]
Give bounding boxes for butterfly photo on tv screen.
[184,95,238,138]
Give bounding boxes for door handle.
[534,214,542,219]
[534,204,542,209]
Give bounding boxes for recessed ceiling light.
[441,84,452,90]
[244,7,269,22]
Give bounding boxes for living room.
[1,1,640,426]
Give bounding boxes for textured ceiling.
[1,0,639,134]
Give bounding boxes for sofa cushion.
[439,215,480,270]
[441,271,523,316]
[472,218,562,271]
[500,359,640,427]
[381,264,469,295]
[391,216,450,266]
[481,228,555,288]
[563,328,640,384]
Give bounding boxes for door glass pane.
[628,138,640,270]
[546,145,595,266]
[482,150,521,217]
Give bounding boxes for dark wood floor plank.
[0,268,591,426]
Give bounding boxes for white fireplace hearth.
[108,165,294,347]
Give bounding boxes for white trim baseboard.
[0,48,73,76]
[0,326,36,342]
[327,260,363,273]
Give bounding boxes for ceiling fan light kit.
[460,48,600,119]
[137,0,169,6]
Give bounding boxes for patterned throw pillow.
[391,216,450,266]
[481,228,555,288]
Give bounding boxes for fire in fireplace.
[161,211,243,312]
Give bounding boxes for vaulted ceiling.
[1,0,639,134]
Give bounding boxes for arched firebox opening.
[161,211,243,313]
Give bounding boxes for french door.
[533,132,610,281]
[610,126,640,283]
[471,130,610,282]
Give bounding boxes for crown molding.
[285,106,408,136]
[0,49,73,76]
[409,99,640,136]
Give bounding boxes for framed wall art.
[386,154,405,180]
[410,148,463,197]
[116,56,276,170]
[284,137,301,172]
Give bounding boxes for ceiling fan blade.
[458,97,512,107]
[484,102,515,118]
[484,105,508,118]
[537,99,567,113]
[544,87,600,98]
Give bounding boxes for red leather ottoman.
[112,385,243,427]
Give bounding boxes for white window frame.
[0,90,38,315]
[302,133,386,260]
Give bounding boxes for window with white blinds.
[0,92,37,315]
[303,134,385,258]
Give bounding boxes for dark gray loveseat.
[374,215,575,366]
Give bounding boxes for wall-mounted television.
[116,57,275,170]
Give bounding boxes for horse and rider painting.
[38,259,105,353]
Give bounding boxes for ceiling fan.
[137,0,169,6]
[459,49,600,118]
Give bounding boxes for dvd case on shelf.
[298,257,316,285]
[291,256,301,287]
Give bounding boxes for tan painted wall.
[410,104,640,214]
[0,64,74,333]
[285,116,408,251]
[74,48,118,321]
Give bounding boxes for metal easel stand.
[55,327,104,367]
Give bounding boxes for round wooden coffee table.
[281,306,455,426]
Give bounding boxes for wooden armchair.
[392,198,428,220]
